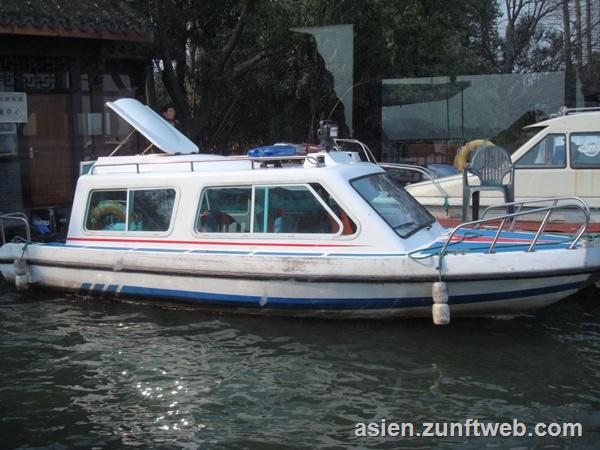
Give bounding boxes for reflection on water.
[1,280,599,449]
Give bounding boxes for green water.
[1,280,599,449]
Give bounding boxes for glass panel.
[381,72,584,165]
[309,183,357,235]
[128,189,176,232]
[351,174,434,238]
[254,185,338,234]
[570,133,600,168]
[85,190,127,231]
[197,187,252,233]
[515,134,566,168]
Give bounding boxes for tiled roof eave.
[0,23,154,43]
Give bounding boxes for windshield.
[351,173,435,238]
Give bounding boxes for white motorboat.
[1,99,599,322]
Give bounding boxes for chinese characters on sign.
[0,92,28,123]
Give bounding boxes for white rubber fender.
[432,281,450,325]
[13,257,29,291]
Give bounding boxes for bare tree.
[563,0,576,106]
[585,0,593,62]
[574,0,584,68]
[500,0,563,72]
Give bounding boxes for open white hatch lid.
[106,98,198,154]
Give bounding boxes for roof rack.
[550,106,600,118]
[563,106,600,115]
[89,154,322,175]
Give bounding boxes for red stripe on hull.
[67,237,363,248]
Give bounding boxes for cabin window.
[196,184,351,235]
[570,133,600,168]
[351,173,435,238]
[515,134,566,168]
[85,190,127,231]
[253,185,341,234]
[85,188,175,232]
[128,189,176,232]
[309,183,357,234]
[196,187,252,233]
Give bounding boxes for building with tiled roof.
[0,0,155,219]
[0,0,152,40]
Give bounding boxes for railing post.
[527,209,553,252]
[488,219,506,254]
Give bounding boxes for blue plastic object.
[247,144,297,158]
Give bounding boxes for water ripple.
[1,284,600,448]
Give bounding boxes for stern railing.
[1,212,31,245]
[439,197,590,257]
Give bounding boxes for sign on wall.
[0,92,28,123]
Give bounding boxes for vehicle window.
[196,187,252,233]
[351,173,435,238]
[570,133,600,168]
[253,185,339,234]
[85,189,175,232]
[309,183,357,235]
[128,189,176,232]
[515,134,566,168]
[85,190,127,231]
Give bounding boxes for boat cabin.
[66,99,440,253]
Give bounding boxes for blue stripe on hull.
[77,281,584,311]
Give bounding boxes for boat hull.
[1,242,597,319]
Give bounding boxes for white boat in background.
[1,98,599,323]
[400,109,600,233]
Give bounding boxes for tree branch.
[213,0,256,76]
[228,46,286,82]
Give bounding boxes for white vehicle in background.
[402,109,600,232]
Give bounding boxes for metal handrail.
[439,197,590,257]
[562,106,600,115]
[90,154,322,175]
[247,155,321,169]
[333,138,378,162]
[480,196,591,232]
[378,162,450,199]
[1,212,31,245]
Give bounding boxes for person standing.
[161,104,180,129]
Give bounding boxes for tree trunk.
[574,0,584,69]
[585,0,592,63]
[502,0,516,73]
[563,0,576,107]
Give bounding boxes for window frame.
[569,132,600,169]
[514,133,567,170]
[195,185,253,234]
[83,187,178,235]
[194,183,355,238]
